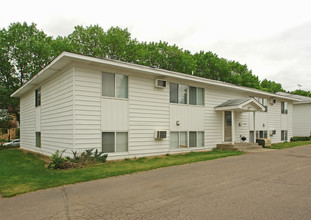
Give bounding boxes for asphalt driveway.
[1,145,311,220]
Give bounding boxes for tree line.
[1,22,310,123]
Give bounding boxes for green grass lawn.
[270,140,311,149]
[0,148,243,197]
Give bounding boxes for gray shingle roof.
[215,98,253,108]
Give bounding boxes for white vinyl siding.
[74,67,101,152]
[20,90,36,151]
[129,75,169,155]
[101,99,128,131]
[40,67,74,155]
[293,103,311,136]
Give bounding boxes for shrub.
[48,148,108,169]
[290,136,311,142]
[48,150,73,169]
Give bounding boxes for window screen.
[170,132,179,149]
[197,88,204,105]
[115,74,128,98]
[170,83,178,103]
[197,132,204,147]
[102,72,115,97]
[180,132,187,148]
[178,84,187,104]
[116,132,128,152]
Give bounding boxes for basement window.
[102,132,128,153]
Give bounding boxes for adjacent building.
[12,52,298,159]
[277,92,311,137]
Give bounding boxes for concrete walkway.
[1,146,311,220]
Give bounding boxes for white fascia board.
[238,99,265,112]
[10,52,302,102]
[11,52,69,97]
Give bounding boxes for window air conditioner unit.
[154,130,167,139]
[269,130,276,136]
[270,99,276,105]
[155,79,167,88]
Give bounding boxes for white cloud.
[1,0,311,91]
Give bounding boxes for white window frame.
[281,102,288,114]
[189,86,204,106]
[170,131,204,149]
[256,130,268,139]
[102,72,128,99]
[170,83,205,106]
[102,131,129,153]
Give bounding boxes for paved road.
[1,146,311,220]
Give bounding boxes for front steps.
[217,142,262,152]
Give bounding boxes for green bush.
[48,150,73,169]
[48,148,108,169]
[290,136,311,142]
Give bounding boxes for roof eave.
[11,52,302,102]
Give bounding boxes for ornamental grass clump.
[48,148,108,169]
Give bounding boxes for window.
[256,97,268,112]
[256,130,268,139]
[102,132,128,153]
[281,130,288,141]
[281,102,288,114]
[189,87,204,106]
[35,88,41,107]
[35,132,41,148]
[170,131,204,149]
[102,72,128,98]
[179,131,188,148]
[189,132,197,147]
[170,83,187,104]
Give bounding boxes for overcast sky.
[1,0,311,91]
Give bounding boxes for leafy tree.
[290,89,311,97]
[260,79,285,93]
[194,51,231,81]
[67,25,106,57]
[0,22,59,122]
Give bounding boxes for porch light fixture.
[176,121,180,126]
